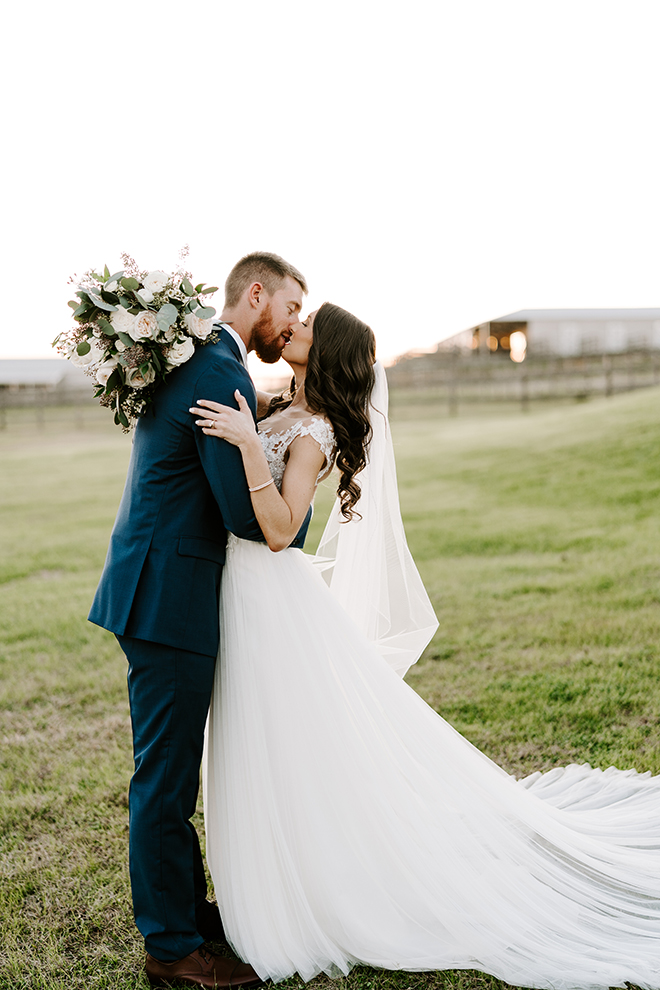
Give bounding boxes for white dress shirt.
[218,322,248,368]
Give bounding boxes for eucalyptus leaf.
[105,369,122,393]
[88,294,117,312]
[195,306,216,320]
[201,286,219,294]
[97,317,116,336]
[119,296,132,309]
[76,340,91,356]
[101,290,120,305]
[194,283,205,293]
[140,362,151,376]
[121,277,140,291]
[68,300,79,310]
[114,411,120,425]
[181,277,195,296]
[117,331,134,348]
[118,408,129,428]
[157,303,178,327]
[151,349,162,372]
[104,264,111,280]
[73,303,89,320]
[135,293,150,308]
[108,270,125,283]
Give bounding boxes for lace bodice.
[259,416,336,490]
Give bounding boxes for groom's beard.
[252,305,286,364]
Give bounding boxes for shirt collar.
[218,323,248,368]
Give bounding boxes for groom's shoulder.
[161,338,250,409]
[174,336,239,381]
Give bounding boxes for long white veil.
[311,361,438,677]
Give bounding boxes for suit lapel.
[219,328,257,404]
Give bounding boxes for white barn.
[441,309,660,359]
[0,359,90,398]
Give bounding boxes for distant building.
[438,309,660,362]
[0,359,91,403]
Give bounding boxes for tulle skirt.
[203,538,660,989]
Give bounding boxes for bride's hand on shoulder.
[189,392,258,449]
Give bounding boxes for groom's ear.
[247,281,264,309]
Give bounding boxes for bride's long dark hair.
[265,302,377,520]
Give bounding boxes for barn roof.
[492,308,660,323]
[0,359,87,387]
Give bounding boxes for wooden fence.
[386,350,660,415]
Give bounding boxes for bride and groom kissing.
[90,252,660,990]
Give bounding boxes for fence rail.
[386,350,660,414]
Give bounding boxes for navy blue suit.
[89,330,309,960]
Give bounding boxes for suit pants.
[117,635,216,962]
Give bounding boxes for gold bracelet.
[249,477,275,493]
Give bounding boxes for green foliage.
[195,306,216,319]
[1,389,659,988]
[156,302,178,333]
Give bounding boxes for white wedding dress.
[203,368,660,990]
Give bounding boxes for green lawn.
[1,390,659,989]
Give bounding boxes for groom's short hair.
[224,252,308,307]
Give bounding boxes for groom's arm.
[193,362,264,541]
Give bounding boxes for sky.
[2,0,659,384]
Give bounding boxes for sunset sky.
[2,0,658,383]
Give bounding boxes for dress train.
[203,537,660,990]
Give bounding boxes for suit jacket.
[88,330,310,657]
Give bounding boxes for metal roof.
[492,309,660,323]
[0,359,88,387]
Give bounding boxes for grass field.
[1,390,659,989]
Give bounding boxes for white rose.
[130,311,159,341]
[165,337,196,367]
[184,312,214,340]
[142,271,169,294]
[71,340,106,369]
[110,306,136,336]
[106,280,118,292]
[138,287,154,303]
[96,359,119,386]
[127,365,157,388]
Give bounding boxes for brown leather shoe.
[145,945,262,988]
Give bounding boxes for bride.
[190,303,660,990]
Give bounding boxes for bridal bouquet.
[53,253,219,430]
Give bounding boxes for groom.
[89,252,309,988]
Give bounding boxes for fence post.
[603,355,613,397]
[521,371,529,412]
[448,348,458,416]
